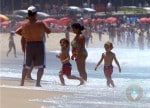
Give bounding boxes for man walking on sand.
[16,6,51,87]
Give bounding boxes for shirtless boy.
[95,41,121,87]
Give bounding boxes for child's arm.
[113,54,121,72]
[61,56,70,64]
[95,53,104,71]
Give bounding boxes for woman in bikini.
[95,41,121,87]
[71,23,88,81]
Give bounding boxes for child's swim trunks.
[103,65,113,78]
[62,62,72,76]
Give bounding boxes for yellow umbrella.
[0,14,9,21]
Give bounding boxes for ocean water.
[0,47,150,108]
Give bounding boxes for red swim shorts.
[103,65,113,78]
[62,62,72,76]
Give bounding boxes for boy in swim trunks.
[56,38,84,86]
[95,41,121,87]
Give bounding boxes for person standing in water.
[7,31,17,57]
[16,6,51,87]
[95,41,121,88]
[56,38,84,86]
[71,23,88,81]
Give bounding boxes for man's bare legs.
[20,67,28,86]
[21,67,43,87]
[36,68,44,87]
[26,66,33,80]
[26,62,34,80]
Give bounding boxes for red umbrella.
[147,18,150,22]
[59,17,70,22]
[97,18,103,23]
[43,18,58,23]
[105,17,117,23]
[83,19,89,24]
[57,17,70,25]
[139,17,148,23]
[0,20,11,26]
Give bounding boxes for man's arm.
[42,22,51,34]
[15,26,22,36]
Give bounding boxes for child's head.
[104,41,113,51]
[60,38,69,48]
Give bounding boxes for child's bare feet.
[61,83,65,86]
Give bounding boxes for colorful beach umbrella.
[139,17,149,23]
[43,18,58,23]
[0,14,9,21]
[97,18,103,23]
[83,8,96,13]
[13,10,49,18]
[57,17,70,25]
[105,17,117,23]
[0,20,11,26]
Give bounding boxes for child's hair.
[104,41,113,50]
[71,23,84,31]
[60,38,69,47]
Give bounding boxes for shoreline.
[0,77,70,108]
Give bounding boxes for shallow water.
[0,48,150,108]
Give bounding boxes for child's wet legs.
[59,72,65,85]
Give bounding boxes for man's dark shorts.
[25,41,45,69]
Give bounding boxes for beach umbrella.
[139,17,148,23]
[13,10,50,18]
[13,10,28,16]
[0,20,11,26]
[92,18,96,22]
[0,14,9,21]
[7,14,24,20]
[43,18,58,23]
[59,17,70,22]
[37,12,50,17]
[83,19,90,24]
[97,18,103,23]
[57,17,70,25]
[65,6,83,13]
[147,18,150,22]
[105,17,117,23]
[83,8,96,13]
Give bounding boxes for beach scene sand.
[0,32,150,108]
